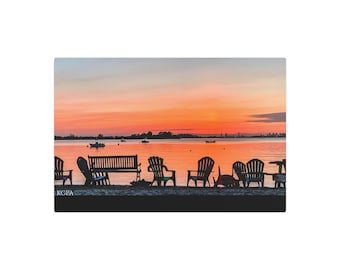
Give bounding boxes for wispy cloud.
[248,112,286,122]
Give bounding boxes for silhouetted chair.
[77,157,110,186]
[187,156,215,187]
[273,158,286,188]
[244,158,264,187]
[148,156,176,186]
[232,161,246,187]
[54,156,73,185]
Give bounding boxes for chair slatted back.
[246,159,264,181]
[232,161,246,180]
[77,157,93,185]
[54,156,64,180]
[197,156,214,178]
[148,156,164,178]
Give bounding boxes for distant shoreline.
[55,135,286,141]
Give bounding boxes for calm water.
[54,138,286,187]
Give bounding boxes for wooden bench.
[88,155,141,184]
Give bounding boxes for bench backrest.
[88,155,139,170]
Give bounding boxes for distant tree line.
[55,131,286,140]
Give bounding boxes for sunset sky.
[54,58,286,136]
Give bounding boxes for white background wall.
[0,1,339,270]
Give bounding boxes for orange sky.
[55,58,286,136]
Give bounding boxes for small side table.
[269,160,286,188]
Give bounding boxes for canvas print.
[54,58,286,211]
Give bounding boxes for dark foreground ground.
[55,185,286,212]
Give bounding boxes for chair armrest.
[58,170,72,177]
[93,175,107,182]
[187,170,199,178]
[168,170,176,178]
[164,166,175,172]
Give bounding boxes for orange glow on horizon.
[55,105,286,136]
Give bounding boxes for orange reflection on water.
[54,138,286,187]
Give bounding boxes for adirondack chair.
[77,157,110,186]
[272,158,286,188]
[148,156,176,186]
[244,158,264,187]
[187,156,215,187]
[232,161,246,187]
[54,156,73,185]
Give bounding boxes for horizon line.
[55,131,286,137]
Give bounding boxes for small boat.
[141,139,149,143]
[205,140,216,143]
[120,139,126,142]
[90,142,105,148]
